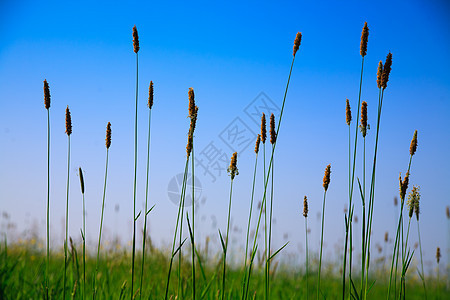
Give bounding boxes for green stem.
[361,138,366,298]
[64,136,71,300]
[317,191,327,300]
[82,193,86,300]
[93,149,109,299]
[131,51,139,300]
[164,159,189,300]
[140,110,152,299]
[267,147,275,298]
[46,108,50,300]
[417,221,427,299]
[221,179,234,300]
[305,216,309,300]
[191,147,196,300]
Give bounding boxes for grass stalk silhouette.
[63,106,72,300]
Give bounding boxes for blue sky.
[1,0,449,272]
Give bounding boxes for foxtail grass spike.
[436,247,441,263]
[346,98,352,125]
[65,106,72,136]
[377,61,383,89]
[79,167,85,194]
[385,232,388,243]
[227,152,238,180]
[394,196,398,207]
[447,206,450,219]
[407,186,421,221]
[303,196,308,218]
[381,52,393,89]
[410,130,418,156]
[255,134,261,154]
[293,32,302,57]
[44,79,51,110]
[148,81,154,109]
[323,164,331,191]
[132,25,140,53]
[189,87,196,118]
[360,22,369,57]
[407,189,415,219]
[261,113,267,144]
[106,122,111,149]
[270,113,276,144]
[399,171,410,200]
[360,101,368,137]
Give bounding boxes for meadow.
[1,23,449,300]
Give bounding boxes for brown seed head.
[186,133,193,157]
[384,232,388,243]
[377,61,383,89]
[410,130,418,156]
[399,171,410,200]
[303,196,308,218]
[293,32,302,57]
[227,152,239,180]
[436,247,441,264]
[407,185,420,219]
[346,99,352,125]
[106,122,111,149]
[188,88,196,118]
[186,106,198,157]
[394,196,398,207]
[78,167,85,194]
[360,101,368,137]
[255,134,261,154]
[447,206,450,219]
[148,81,154,109]
[261,113,267,144]
[323,164,331,192]
[132,25,140,53]
[43,79,51,110]
[65,106,72,136]
[270,113,276,144]
[381,52,393,89]
[360,22,369,57]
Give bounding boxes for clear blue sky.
[1,0,449,273]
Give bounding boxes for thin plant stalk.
[267,146,275,298]
[317,191,328,300]
[417,221,427,299]
[305,216,309,300]
[178,166,187,300]
[93,148,109,298]
[361,136,366,297]
[46,107,50,300]
[164,159,189,300]
[191,146,196,300]
[221,178,234,300]
[342,121,351,300]
[81,183,86,300]
[63,135,71,300]
[139,107,153,299]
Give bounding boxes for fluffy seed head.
[65,106,72,136]
[270,113,276,144]
[227,152,239,180]
[377,61,383,89]
[323,164,331,191]
[43,79,51,110]
[188,88,196,118]
[399,171,410,200]
[255,134,261,154]
[407,185,420,219]
[381,52,393,89]
[303,196,308,218]
[132,25,140,53]
[186,106,198,157]
[79,167,85,194]
[346,99,352,125]
[410,130,418,156]
[261,113,267,144]
[384,232,388,243]
[148,81,154,109]
[106,122,111,149]
[360,22,369,57]
[293,32,302,56]
[360,101,368,137]
[436,247,441,264]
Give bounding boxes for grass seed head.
[346,98,352,125]
[227,152,239,180]
[360,22,369,57]
[188,88,196,118]
[132,25,140,53]
[261,113,267,144]
[360,101,368,137]
[65,106,72,136]
[410,130,418,156]
[447,206,450,219]
[106,122,111,149]
[255,134,261,154]
[436,247,441,264]
[394,196,398,207]
[381,52,393,89]
[384,232,388,243]
[399,171,410,200]
[148,81,154,109]
[303,196,308,218]
[78,167,85,194]
[270,113,276,144]
[293,32,302,57]
[377,61,383,89]
[323,164,331,191]
[43,79,51,110]
[407,185,420,219]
